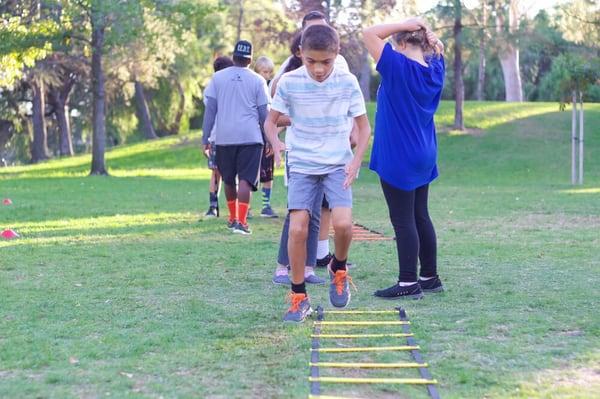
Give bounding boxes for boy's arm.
[201,96,217,149]
[264,109,286,167]
[362,18,428,62]
[343,114,371,189]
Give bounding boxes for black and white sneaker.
[232,222,252,235]
[374,282,424,300]
[205,206,219,218]
[419,276,444,293]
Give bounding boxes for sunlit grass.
[0,102,599,398]
[559,187,600,194]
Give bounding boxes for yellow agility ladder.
[308,307,440,399]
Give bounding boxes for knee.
[289,223,308,242]
[332,219,352,236]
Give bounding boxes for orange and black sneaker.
[282,292,312,323]
[328,265,355,308]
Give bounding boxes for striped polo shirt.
[272,65,366,175]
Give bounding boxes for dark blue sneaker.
[260,205,278,218]
[419,276,444,293]
[374,282,424,300]
[272,266,290,285]
[305,271,326,285]
[283,293,312,323]
[205,206,219,218]
[328,266,353,308]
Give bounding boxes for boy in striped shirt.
[264,24,371,322]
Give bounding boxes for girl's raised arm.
[362,18,427,62]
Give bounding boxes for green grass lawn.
[1,101,599,398]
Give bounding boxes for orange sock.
[238,202,249,225]
[227,200,237,222]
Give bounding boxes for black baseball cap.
[233,40,252,59]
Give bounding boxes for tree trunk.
[578,91,584,185]
[476,0,487,101]
[236,0,243,42]
[453,0,464,130]
[134,80,158,140]
[31,79,49,163]
[49,81,75,156]
[496,0,523,102]
[90,20,108,175]
[168,78,185,135]
[571,91,576,185]
[357,47,371,101]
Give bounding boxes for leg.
[380,179,418,283]
[331,207,353,264]
[216,145,239,224]
[415,184,438,278]
[288,210,309,285]
[235,144,262,229]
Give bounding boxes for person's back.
[208,66,269,146]
[371,32,445,190]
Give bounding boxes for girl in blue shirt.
[363,18,445,299]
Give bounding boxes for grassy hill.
[1,101,599,398]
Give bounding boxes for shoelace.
[332,270,357,295]
[286,292,306,312]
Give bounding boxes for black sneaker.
[205,206,219,218]
[419,276,444,293]
[373,282,423,300]
[232,222,252,235]
[316,253,333,268]
[316,253,355,269]
[226,219,237,230]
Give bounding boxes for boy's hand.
[343,159,361,189]
[272,139,286,167]
[203,143,211,159]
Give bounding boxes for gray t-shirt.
[204,66,270,145]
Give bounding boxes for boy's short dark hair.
[213,56,234,72]
[301,24,339,53]
[233,55,251,67]
[301,10,327,27]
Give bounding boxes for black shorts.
[260,149,274,183]
[215,144,263,191]
[322,194,330,210]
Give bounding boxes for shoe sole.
[232,229,251,235]
[283,307,313,323]
[306,279,325,285]
[423,286,444,293]
[373,293,424,300]
[260,214,279,218]
[272,278,290,286]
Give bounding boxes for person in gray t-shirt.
[202,40,270,235]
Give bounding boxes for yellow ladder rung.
[312,345,419,353]
[315,321,410,326]
[309,377,438,385]
[311,333,413,339]
[310,362,427,369]
[324,310,399,314]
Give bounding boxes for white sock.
[305,266,315,276]
[317,239,330,259]
[398,281,417,286]
[419,276,435,281]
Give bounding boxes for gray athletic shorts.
[287,169,352,213]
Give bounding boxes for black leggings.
[380,179,437,282]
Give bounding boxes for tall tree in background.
[476,0,488,100]
[453,0,464,129]
[493,0,523,101]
